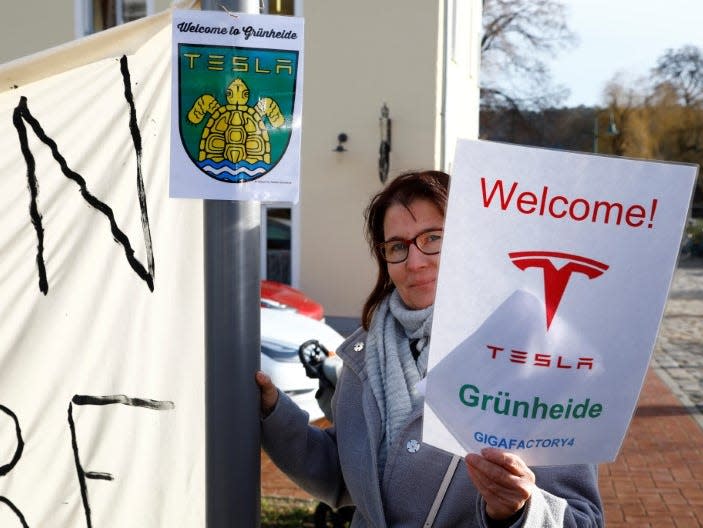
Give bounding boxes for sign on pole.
[170,9,304,202]
[423,140,698,465]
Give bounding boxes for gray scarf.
[365,289,434,476]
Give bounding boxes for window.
[77,0,155,36]
[264,0,295,15]
[264,207,292,284]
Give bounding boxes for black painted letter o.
[0,405,24,476]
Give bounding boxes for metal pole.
[593,115,599,153]
[201,1,262,527]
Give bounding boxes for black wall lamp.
[378,103,391,183]
[334,133,348,152]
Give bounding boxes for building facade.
[0,0,482,321]
[298,0,481,322]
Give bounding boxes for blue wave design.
[198,159,272,183]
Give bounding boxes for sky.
[548,0,703,107]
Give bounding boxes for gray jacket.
[262,328,604,527]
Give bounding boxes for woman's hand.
[255,371,279,417]
[465,448,535,521]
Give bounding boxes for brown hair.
[361,170,450,330]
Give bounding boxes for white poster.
[423,140,698,465]
[170,10,304,202]
[0,10,206,527]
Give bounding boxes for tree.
[652,45,703,107]
[601,73,654,158]
[595,48,703,164]
[649,46,703,169]
[599,48,703,213]
[645,82,703,166]
[480,0,576,110]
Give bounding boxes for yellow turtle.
[187,78,285,164]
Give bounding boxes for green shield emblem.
[178,44,298,183]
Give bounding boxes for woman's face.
[383,198,444,310]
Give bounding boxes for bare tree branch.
[481,0,576,110]
[652,45,703,107]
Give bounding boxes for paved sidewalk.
[262,261,703,526]
[599,369,703,527]
[652,261,703,424]
[600,262,703,527]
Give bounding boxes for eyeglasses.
[377,230,443,263]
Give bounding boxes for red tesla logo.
[509,251,609,330]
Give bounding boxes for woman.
[257,170,603,527]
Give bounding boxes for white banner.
[0,11,205,527]
[423,140,698,465]
[170,10,304,202]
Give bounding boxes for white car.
[261,307,345,422]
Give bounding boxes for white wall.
[298,0,445,318]
[299,0,481,318]
[0,1,75,64]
